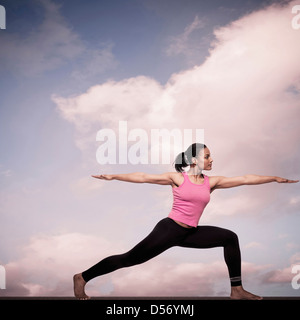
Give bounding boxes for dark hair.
[174,143,207,172]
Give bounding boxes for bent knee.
[226,230,239,244]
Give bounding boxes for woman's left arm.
[210,175,299,190]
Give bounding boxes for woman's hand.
[91,174,114,181]
[275,177,299,183]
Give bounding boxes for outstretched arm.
[92,172,175,185]
[210,174,299,190]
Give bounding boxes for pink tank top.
[168,172,210,227]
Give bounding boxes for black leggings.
[82,218,242,287]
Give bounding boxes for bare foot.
[73,273,90,300]
[230,285,263,300]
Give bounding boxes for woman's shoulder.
[207,175,225,191]
[168,171,185,177]
[168,171,185,187]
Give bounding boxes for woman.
[73,143,298,300]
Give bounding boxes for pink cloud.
[263,267,293,284]
[110,260,226,296]
[54,1,300,178]
[1,233,122,296]
[1,232,272,297]
[262,252,300,284]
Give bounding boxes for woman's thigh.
[179,225,237,249]
[124,218,190,263]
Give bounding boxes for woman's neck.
[187,166,203,177]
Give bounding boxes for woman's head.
[174,143,213,172]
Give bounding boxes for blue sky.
[0,0,300,297]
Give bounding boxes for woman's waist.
[168,210,201,228]
[170,219,195,229]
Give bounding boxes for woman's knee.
[226,230,239,245]
[120,250,149,268]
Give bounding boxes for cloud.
[289,195,300,206]
[166,1,300,174]
[0,0,83,76]
[263,266,293,283]
[1,232,270,297]
[261,252,300,284]
[244,242,264,249]
[165,15,206,61]
[286,242,300,251]
[55,0,300,174]
[53,76,175,156]
[2,232,123,296]
[70,175,105,197]
[0,0,116,77]
[111,260,226,296]
[71,42,118,81]
[110,260,268,296]
[54,76,166,130]
[0,164,13,178]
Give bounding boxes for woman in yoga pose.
[73,143,298,300]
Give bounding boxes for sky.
[0,0,300,297]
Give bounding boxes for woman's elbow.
[243,175,251,185]
[136,172,147,183]
[243,174,260,185]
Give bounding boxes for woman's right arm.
[91,172,175,185]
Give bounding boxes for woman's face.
[194,147,213,170]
